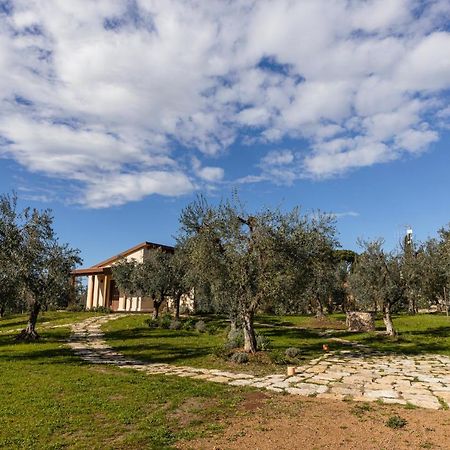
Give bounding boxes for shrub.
[182,317,196,330]
[256,332,271,351]
[145,318,159,328]
[231,352,249,364]
[195,320,206,333]
[226,328,244,349]
[386,415,407,429]
[66,303,85,312]
[285,347,301,358]
[269,350,289,365]
[91,306,112,314]
[160,314,172,329]
[169,319,182,330]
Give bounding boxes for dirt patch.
[178,395,450,449]
[170,397,217,427]
[240,391,270,412]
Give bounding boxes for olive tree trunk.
[17,301,41,341]
[242,310,257,353]
[152,291,165,319]
[174,291,182,319]
[0,305,5,318]
[315,297,325,318]
[383,302,396,337]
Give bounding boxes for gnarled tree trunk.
[242,310,257,353]
[17,301,41,341]
[383,302,396,337]
[315,297,325,318]
[152,291,164,319]
[174,291,182,319]
[0,305,5,318]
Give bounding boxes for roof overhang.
[71,267,112,277]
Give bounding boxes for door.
[109,280,120,311]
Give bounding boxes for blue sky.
[0,1,449,267]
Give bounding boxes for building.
[71,241,191,312]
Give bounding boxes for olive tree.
[0,193,22,317]
[178,195,338,353]
[348,239,404,336]
[18,208,81,340]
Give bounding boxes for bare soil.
[178,393,450,450]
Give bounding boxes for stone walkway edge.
[68,315,450,410]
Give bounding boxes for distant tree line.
[2,190,450,348]
[112,193,450,351]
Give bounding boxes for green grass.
[102,312,450,375]
[0,314,249,449]
[102,314,354,374]
[0,311,100,334]
[338,313,450,356]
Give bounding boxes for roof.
[71,241,175,277]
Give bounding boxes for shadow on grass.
[0,318,29,331]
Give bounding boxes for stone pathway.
[68,315,450,410]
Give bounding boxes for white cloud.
[0,0,449,205]
[191,157,224,183]
[82,171,195,209]
[332,211,360,219]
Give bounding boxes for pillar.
[86,276,94,309]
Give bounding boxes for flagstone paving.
[68,315,450,410]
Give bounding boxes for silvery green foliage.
[348,239,404,335]
[0,192,81,337]
[0,193,23,315]
[230,352,249,364]
[195,320,206,333]
[256,333,271,351]
[285,347,301,358]
[178,193,339,353]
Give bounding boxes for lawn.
[102,312,450,375]
[0,312,250,449]
[102,313,353,375]
[2,311,450,449]
[339,313,450,356]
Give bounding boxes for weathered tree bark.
[152,300,161,319]
[16,301,41,341]
[0,305,5,318]
[242,310,257,353]
[174,291,182,319]
[408,295,417,315]
[152,291,164,319]
[315,297,325,318]
[383,302,396,337]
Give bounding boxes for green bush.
[160,314,172,329]
[256,332,271,351]
[269,350,289,365]
[195,320,206,333]
[91,306,112,314]
[66,303,85,312]
[169,319,182,330]
[386,415,407,429]
[230,352,249,364]
[285,347,301,358]
[182,317,196,330]
[145,318,160,328]
[226,328,243,348]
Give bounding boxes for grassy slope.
[0,313,248,450]
[102,314,353,375]
[103,313,450,375]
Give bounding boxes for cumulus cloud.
[0,0,449,206]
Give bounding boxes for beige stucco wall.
[84,247,193,313]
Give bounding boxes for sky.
[0,0,449,268]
